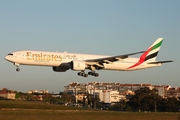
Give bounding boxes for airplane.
[5,38,173,77]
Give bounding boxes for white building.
[153,85,165,98]
[28,90,48,94]
[99,90,120,103]
[28,90,38,94]
[39,90,48,94]
[64,82,87,94]
[0,88,15,100]
[0,93,15,100]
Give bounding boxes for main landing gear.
[77,71,99,77]
[77,72,88,77]
[88,71,99,77]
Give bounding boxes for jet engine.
[52,63,71,72]
[71,60,86,71]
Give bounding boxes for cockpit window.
[8,53,13,56]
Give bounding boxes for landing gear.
[16,68,20,72]
[77,71,88,77]
[88,71,99,77]
[77,71,99,77]
[14,63,20,72]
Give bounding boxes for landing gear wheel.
[16,68,20,72]
[77,72,82,76]
[80,72,84,76]
[77,71,98,77]
[87,71,99,77]
[94,73,99,77]
[84,74,88,77]
[77,72,86,76]
[88,72,92,75]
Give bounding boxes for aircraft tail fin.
[141,38,164,62]
[126,38,174,70]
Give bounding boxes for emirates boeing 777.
[5,38,173,77]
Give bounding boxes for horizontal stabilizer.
[148,60,174,64]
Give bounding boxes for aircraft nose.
[5,53,14,62]
[5,55,11,62]
[5,56,9,60]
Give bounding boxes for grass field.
[0,100,180,120]
[0,100,81,110]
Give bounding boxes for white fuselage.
[5,50,161,71]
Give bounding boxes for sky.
[0,0,179,93]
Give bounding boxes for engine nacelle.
[52,63,70,72]
[71,60,86,71]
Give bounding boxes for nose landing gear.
[14,63,20,72]
[16,68,20,72]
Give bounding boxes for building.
[31,95,43,101]
[99,90,120,103]
[154,85,165,98]
[28,90,49,94]
[64,82,87,94]
[39,90,48,94]
[76,93,86,102]
[64,82,180,103]
[167,87,180,98]
[0,88,15,100]
[28,90,38,94]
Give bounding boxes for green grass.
[0,100,179,120]
[0,100,81,110]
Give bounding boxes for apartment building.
[64,82,87,94]
[154,85,166,98]
[166,87,180,98]
[99,90,120,103]
[64,82,180,103]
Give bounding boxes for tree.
[61,92,75,104]
[157,97,180,112]
[127,87,162,112]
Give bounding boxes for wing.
[85,51,144,69]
